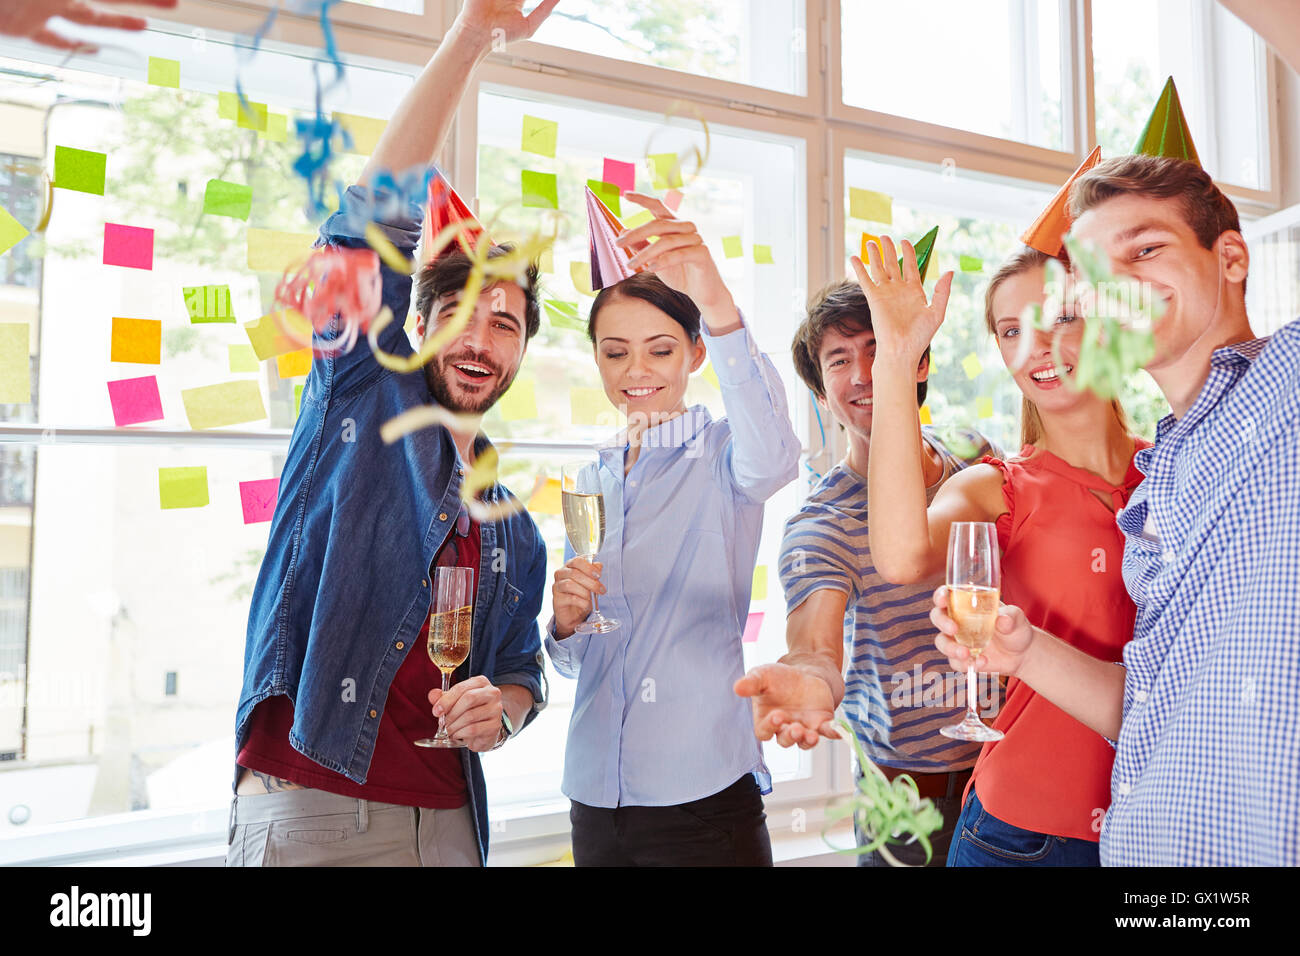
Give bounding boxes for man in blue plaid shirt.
[932,154,1299,866]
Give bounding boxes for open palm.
[0,0,177,51]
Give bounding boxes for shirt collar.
[595,405,713,461]
[1160,335,1270,441]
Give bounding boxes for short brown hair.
[791,279,928,406]
[414,244,541,340]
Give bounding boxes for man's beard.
[424,349,517,415]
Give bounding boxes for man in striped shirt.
[736,279,997,866]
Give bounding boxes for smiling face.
[417,279,528,415]
[591,295,705,422]
[816,322,928,444]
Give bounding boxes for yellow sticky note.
[570,261,595,297]
[752,565,768,601]
[218,91,238,120]
[648,153,684,190]
[570,386,614,426]
[0,204,30,256]
[527,477,562,515]
[624,210,655,229]
[334,112,388,155]
[229,344,259,373]
[247,228,315,273]
[110,317,161,365]
[700,362,720,390]
[294,383,303,419]
[520,115,558,158]
[236,100,268,132]
[498,378,538,421]
[245,310,311,361]
[0,324,30,403]
[976,396,994,419]
[147,57,180,88]
[721,236,743,259]
[860,233,881,261]
[159,466,209,509]
[276,348,311,379]
[919,404,932,425]
[260,112,289,143]
[753,244,774,264]
[849,187,892,224]
[180,380,267,430]
[961,352,983,380]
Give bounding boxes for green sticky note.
[0,324,30,403]
[181,380,267,430]
[521,170,558,210]
[959,254,984,272]
[260,112,289,143]
[521,115,558,158]
[753,244,774,264]
[204,180,253,220]
[236,100,268,132]
[544,298,586,333]
[159,466,209,509]
[183,285,235,323]
[961,352,983,380]
[648,152,684,190]
[218,91,238,120]
[53,146,107,196]
[721,236,743,259]
[294,383,303,419]
[976,396,994,419]
[229,344,259,373]
[624,210,654,229]
[498,378,538,421]
[0,205,30,256]
[147,56,180,88]
[849,187,892,224]
[587,179,621,217]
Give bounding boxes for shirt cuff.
[320,183,423,249]
[543,615,588,667]
[700,309,762,387]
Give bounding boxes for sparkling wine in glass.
[561,459,619,635]
[940,522,1005,742]
[414,566,473,748]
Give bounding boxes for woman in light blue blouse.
[546,193,801,866]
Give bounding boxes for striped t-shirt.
[779,426,997,773]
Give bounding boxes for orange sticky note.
[276,348,311,378]
[245,310,311,361]
[110,317,161,364]
[527,477,562,515]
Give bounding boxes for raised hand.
[931,586,1035,678]
[455,0,561,48]
[734,663,839,750]
[851,235,953,365]
[0,0,177,52]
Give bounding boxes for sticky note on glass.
[498,378,537,421]
[521,115,558,158]
[54,146,106,195]
[919,403,932,425]
[570,387,613,426]
[159,467,208,509]
[245,310,310,360]
[181,380,267,430]
[333,112,387,155]
[103,223,154,270]
[603,158,635,194]
[648,152,683,190]
[624,210,654,229]
[742,612,764,644]
[961,352,983,380]
[700,361,720,390]
[294,383,303,419]
[664,189,683,212]
[218,91,239,120]
[184,284,235,323]
[527,477,562,515]
[960,255,984,272]
[753,244,774,264]
[976,396,994,419]
[570,261,595,297]
[587,179,620,217]
[0,205,30,257]
[545,299,585,333]
[236,100,268,132]
[521,170,558,210]
[229,344,259,373]
[0,324,30,403]
[239,477,280,524]
[204,180,253,220]
[849,187,892,224]
[276,348,311,378]
[260,112,289,143]
[110,317,161,364]
[107,375,163,426]
[721,236,743,259]
[752,565,768,601]
[860,232,881,261]
[147,56,180,88]
[247,228,314,273]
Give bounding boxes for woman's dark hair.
[587,272,701,344]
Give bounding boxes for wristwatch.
[492,710,514,750]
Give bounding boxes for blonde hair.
[984,247,1130,449]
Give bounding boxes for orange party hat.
[1020,145,1103,258]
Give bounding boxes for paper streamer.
[274,245,382,356]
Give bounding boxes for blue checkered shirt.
[1102,318,1300,866]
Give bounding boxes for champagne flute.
[414,566,473,748]
[940,522,1004,742]
[561,459,619,634]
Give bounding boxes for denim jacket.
[235,183,548,864]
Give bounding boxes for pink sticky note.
[239,477,280,524]
[742,611,764,644]
[603,158,636,194]
[664,189,683,212]
[103,223,154,270]
[107,375,163,426]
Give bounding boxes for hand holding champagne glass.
[940,522,1004,742]
[414,566,473,748]
[561,459,619,635]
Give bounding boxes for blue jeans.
[947,788,1100,867]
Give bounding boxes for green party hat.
[1132,76,1201,166]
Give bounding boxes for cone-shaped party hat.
[422,168,489,263]
[1132,77,1201,165]
[587,185,649,291]
[1021,145,1103,258]
[860,225,939,281]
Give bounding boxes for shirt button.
[457,467,464,476]
[395,641,404,650]
[422,579,428,588]
[369,709,377,718]
[439,512,448,521]
[629,479,637,487]
[1133,689,1148,703]
[1117,781,1131,796]
[727,357,737,367]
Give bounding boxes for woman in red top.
[861,239,1148,866]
